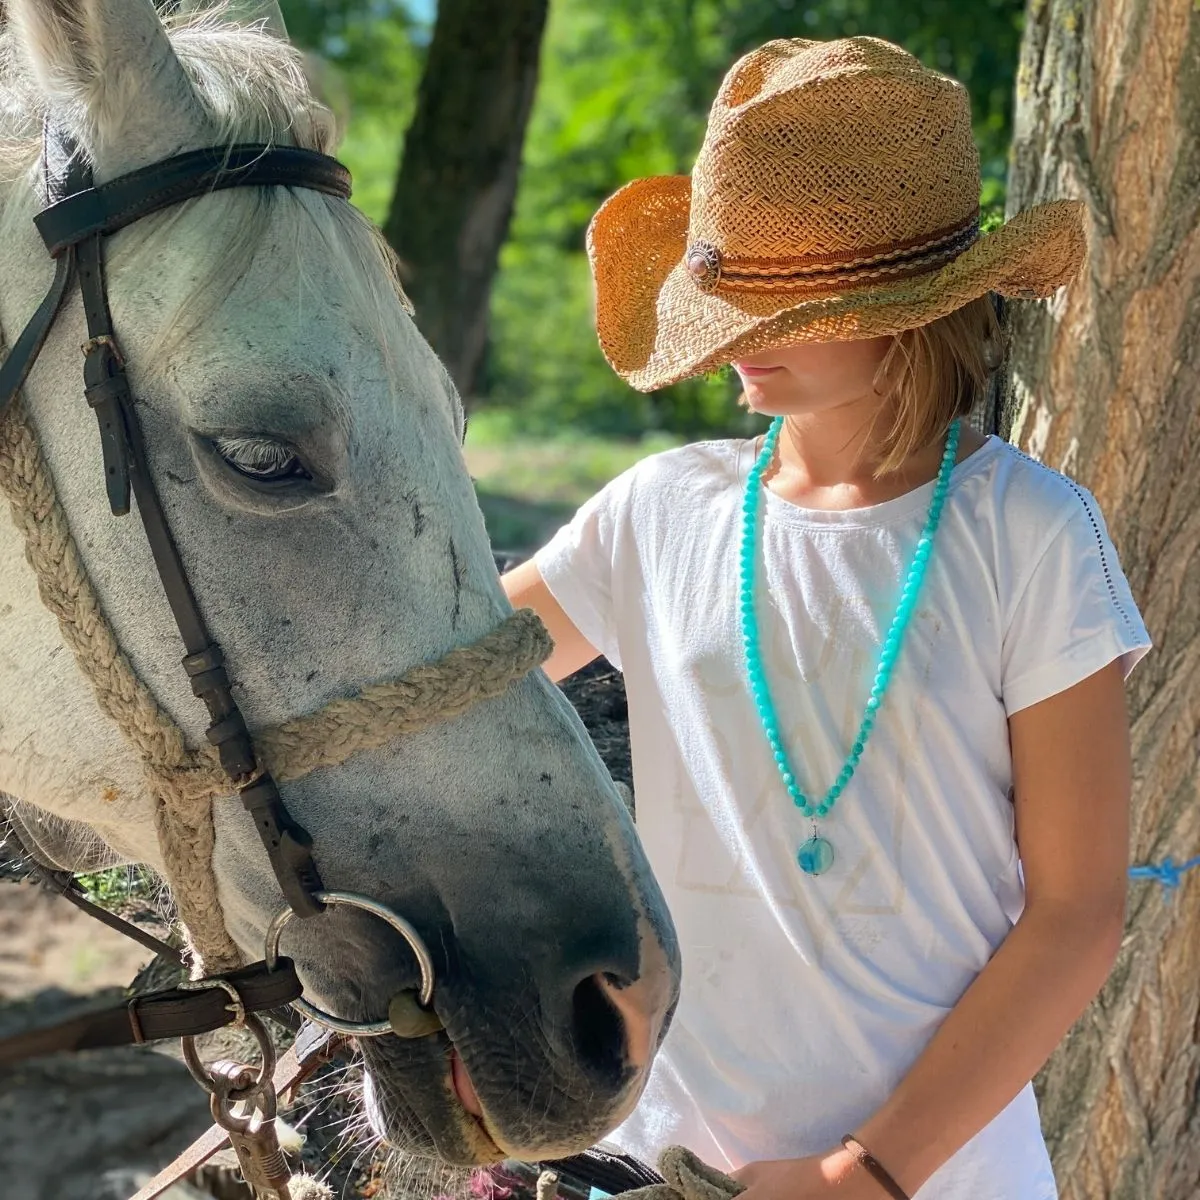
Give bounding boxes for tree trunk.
[1005,1,1200,1197]
[383,0,550,401]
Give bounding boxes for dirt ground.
[0,879,155,1002]
[0,847,214,1198]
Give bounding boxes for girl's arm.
[738,659,1131,1198]
[856,658,1130,1191]
[503,559,602,683]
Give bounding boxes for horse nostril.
[571,972,628,1085]
[571,966,670,1085]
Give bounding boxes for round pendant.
[797,835,835,876]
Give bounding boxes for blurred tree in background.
[279,0,426,219]
[382,0,550,399]
[281,0,1025,439]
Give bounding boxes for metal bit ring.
[181,1010,277,1097]
[264,890,436,1037]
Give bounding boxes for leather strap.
[0,251,74,424]
[0,808,184,965]
[0,133,89,424]
[129,1118,232,1200]
[77,231,134,514]
[841,1135,911,1200]
[35,144,351,256]
[127,1024,341,1200]
[33,867,183,965]
[65,147,328,917]
[0,959,302,1065]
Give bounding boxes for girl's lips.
[733,362,782,378]
[451,1048,484,1118]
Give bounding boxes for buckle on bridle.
[80,331,132,516]
[178,976,249,1028]
[81,332,123,364]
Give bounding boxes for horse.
[0,0,679,1168]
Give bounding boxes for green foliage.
[484,0,1025,440]
[467,411,680,501]
[466,411,681,546]
[76,865,154,907]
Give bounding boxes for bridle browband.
[36,143,353,258]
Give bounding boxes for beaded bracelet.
[840,1135,910,1200]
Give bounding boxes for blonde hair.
[870,294,1004,475]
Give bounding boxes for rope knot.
[1130,855,1200,897]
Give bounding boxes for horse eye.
[213,436,312,483]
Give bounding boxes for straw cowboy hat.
[587,37,1086,392]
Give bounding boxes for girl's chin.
[740,385,790,416]
[735,368,790,409]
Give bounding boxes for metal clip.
[210,1061,294,1199]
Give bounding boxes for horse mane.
[0,4,411,363]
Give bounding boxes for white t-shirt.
[536,434,1150,1200]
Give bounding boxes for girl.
[504,37,1150,1200]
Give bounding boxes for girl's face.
[732,336,894,418]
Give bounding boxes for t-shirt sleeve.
[1001,490,1151,715]
[533,469,636,672]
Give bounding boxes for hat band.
[686,211,980,295]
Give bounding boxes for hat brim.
[586,175,1087,392]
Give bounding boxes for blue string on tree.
[1129,855,1200,895]
[739,417,961,876]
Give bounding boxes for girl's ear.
[7,0,208,174]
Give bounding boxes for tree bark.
[382,0,550,401]
[1006,1,1200,1197]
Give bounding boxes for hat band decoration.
[684,210,981,297]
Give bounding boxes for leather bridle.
[0,132,436,1014]
[10,132,352,919]
[0,134,627,1200]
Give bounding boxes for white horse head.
[0,0,678,1164]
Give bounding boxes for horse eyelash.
[213,435,302,474]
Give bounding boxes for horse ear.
[7,0,208,171]
[175,0,290,40]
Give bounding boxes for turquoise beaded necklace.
[739,417,961,875]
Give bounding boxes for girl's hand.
[731,1148,887,1199]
